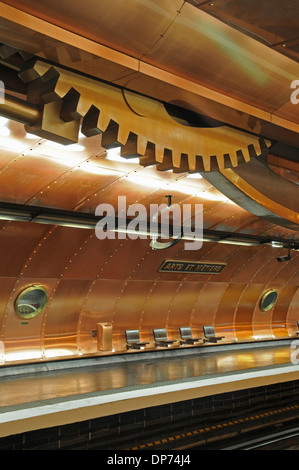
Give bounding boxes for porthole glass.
[15,286,48,319]
[260,289,278,312]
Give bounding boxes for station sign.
[158,259,226,274]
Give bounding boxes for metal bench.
[203,325,225,343]
[179,327,201,345]
[153,328,176,347]
[125,329,149,350]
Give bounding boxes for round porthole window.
[260,289,278,312]
[15,286,48,319]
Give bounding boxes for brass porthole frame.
[15,285,48,320]
[260,289,278,312]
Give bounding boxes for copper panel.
[22,226,90,278]
[0,0,298,154]
[234,284,265,340]
[1,0,184,59]
[111,280,156,349]
[0,223,297,364]
[0,120,295,243]
[43,278,90,358]
[228,247,272,284]
[286,287,299,336]
[28,164,123,211]
[97,239,152,281]
[140,281,181,333]
[0,149,75,204]
[63,235,121,280]
[215,283,247,342]
[191,282,228,331]
[0,276,18,332]
[163,281,202,329]
[252,251,297,284]
[0,221,49,277]
[272,285,298,338]
[270,257,299,285]
[140,3,299,119]
[197,0,299,61]
[2,0,298,122]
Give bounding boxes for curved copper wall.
[0,219,298,364]
[0,119,296,364]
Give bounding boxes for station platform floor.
[0,339,299,438]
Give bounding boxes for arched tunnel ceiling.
[0,0,299,142]
[0,1,296,243]
[0,117,296,243]
[0,0,297,234]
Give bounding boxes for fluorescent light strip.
[0,206,296,249]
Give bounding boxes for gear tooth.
[0,44,18,59]
[139,142,156,167]
[222,153,232,169]
[202,156,211,172]
[19,57,46,83]
[259,137,271,152]
[155,144,164,163]
[247,143,258,159]
[173,154,190,173]
[61,87,82,122]
[81,105,101,137]
[171,149,181,168]
[117,125,130,145]
[137,135,148,155]
[193,156,205,173]
[101,121,119,149]
[209,155,219,171]
[240,147,251,162]
[229,152,239,167]
[188,154,196,172]
[26,66,60,105]
[156,149,173,171]
[216,155,225,171]
[97,112,111,133]
[120,133,142,159]
[252,141,262,156]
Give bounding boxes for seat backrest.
[153,328,167,340]
[126,329,140,343]
[203,326,215,337]
[180,327,192,339]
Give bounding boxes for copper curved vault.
[0,0,297,365]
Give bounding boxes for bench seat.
[203,326,225,343]
[179,327,201,345]
[153,328,176,347]
[125,329,149,350]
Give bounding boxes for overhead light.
[32,214,97,229]
[271,241,284,248]
[218,238,261,247]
